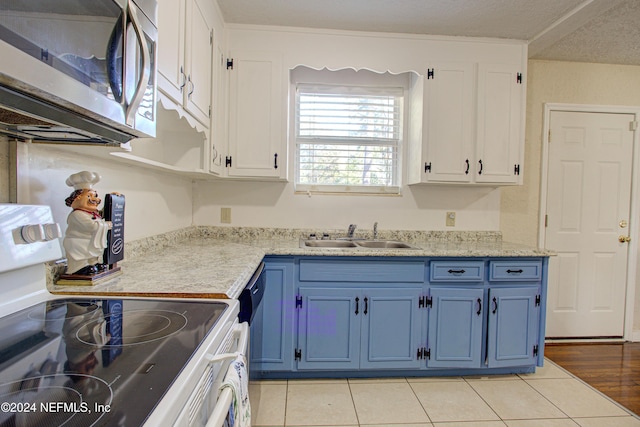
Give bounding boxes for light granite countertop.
[48,227,554,299]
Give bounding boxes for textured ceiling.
[216,0,640,66]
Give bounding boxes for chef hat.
[65,171,101,190]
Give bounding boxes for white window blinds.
[295,84,403,193]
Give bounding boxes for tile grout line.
[404,377,434,425]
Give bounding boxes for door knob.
[619,235,631,243]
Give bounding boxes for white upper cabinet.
[226,50,286,179]
[158,0,212,127]
[408,61,524,185]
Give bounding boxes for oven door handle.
[204,322,249,365]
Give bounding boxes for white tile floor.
[249,359,640,426]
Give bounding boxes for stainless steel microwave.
[0,0,157,146]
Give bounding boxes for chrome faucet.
[373,222,378,240]
[347,223,357,239]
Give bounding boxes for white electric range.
[0,204,248,427]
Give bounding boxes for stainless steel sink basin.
[300,239,358,248]
[355,240,418,249]
[299,238,419,250]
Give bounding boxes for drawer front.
[489,261,542,282]
[430,261,485,282]
[299,259,425,283]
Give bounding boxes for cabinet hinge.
[427,68,434,79]
[226,58,234,70]
[294,348,302,361]
[517,72,523,84]
[425,296,433,309]
[417,347,430,360]
[295,295,303,309]
[535,295,541,306]
[209,30,213,45]
[225,156,232,167]
[545,214,548,228]
[533,345,539,357]
[548,129,551,143]
[208,105,212,118]
[424,162,432,173]
[514,164,520,175]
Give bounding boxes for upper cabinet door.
[227,50,286,179]
[424,62,475,183]
[475,64,524,184]
[157,0,212,127]
[157,0,187,104]
[184,0,213,126]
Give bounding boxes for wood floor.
[544,342,640,416]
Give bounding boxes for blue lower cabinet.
[296,287,423,371]
[487,286,540,368]
[250,259,295,372]
[427,287,484,368]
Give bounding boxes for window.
[294,81,404,194]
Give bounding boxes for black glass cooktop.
[0,298,229,426]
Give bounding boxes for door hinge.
[210,30,213,45]
[417,347,430,360]
[425,296,433,308]
[535,295,541,306]
[517,72,523,84]
[545,214,548,227]
[533,345,539,357]
[225,156,232,167]
[425,162,432,173]
[548,129,551,143]
[427,68,434,79]
[295,295,303,309]
[631,121,638,131]
[514,164,521,175]
[226,58,234,70]
[294,348,302,361]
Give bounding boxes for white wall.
[15,143,194,242]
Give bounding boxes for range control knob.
[42,223,62,241]
[20,224,45,243]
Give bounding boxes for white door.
[545,110,634,338]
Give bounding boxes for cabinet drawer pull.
[448,269,466,275]
[492,296,498,314]
[355,297,359,315]
[506,269,524,274]
[477,298,482,316]
[364,297,368,315]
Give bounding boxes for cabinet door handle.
[364,297,368,315]
[274,153,278,169]
[465,159,470,175]
[447,269,466,275]
[506,269,523,274]
[492,296,498,314]
[179,66,187,90]
[477,298,482,316]
[355,297,360,315]
[478,159,483,175]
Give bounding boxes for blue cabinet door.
[250,259,295,372]
[487,286,539,368]
[297,287,361,370]
[360,288,423,369]
[427,287,484,368]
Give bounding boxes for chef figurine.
[63,171,117,276]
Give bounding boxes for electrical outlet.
[220,207,232,224]
[446,211,456,227]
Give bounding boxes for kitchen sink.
[355,240,418,249]
[299,238,419,250]
[301,239,358,248]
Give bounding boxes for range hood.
[0,84,134,147]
